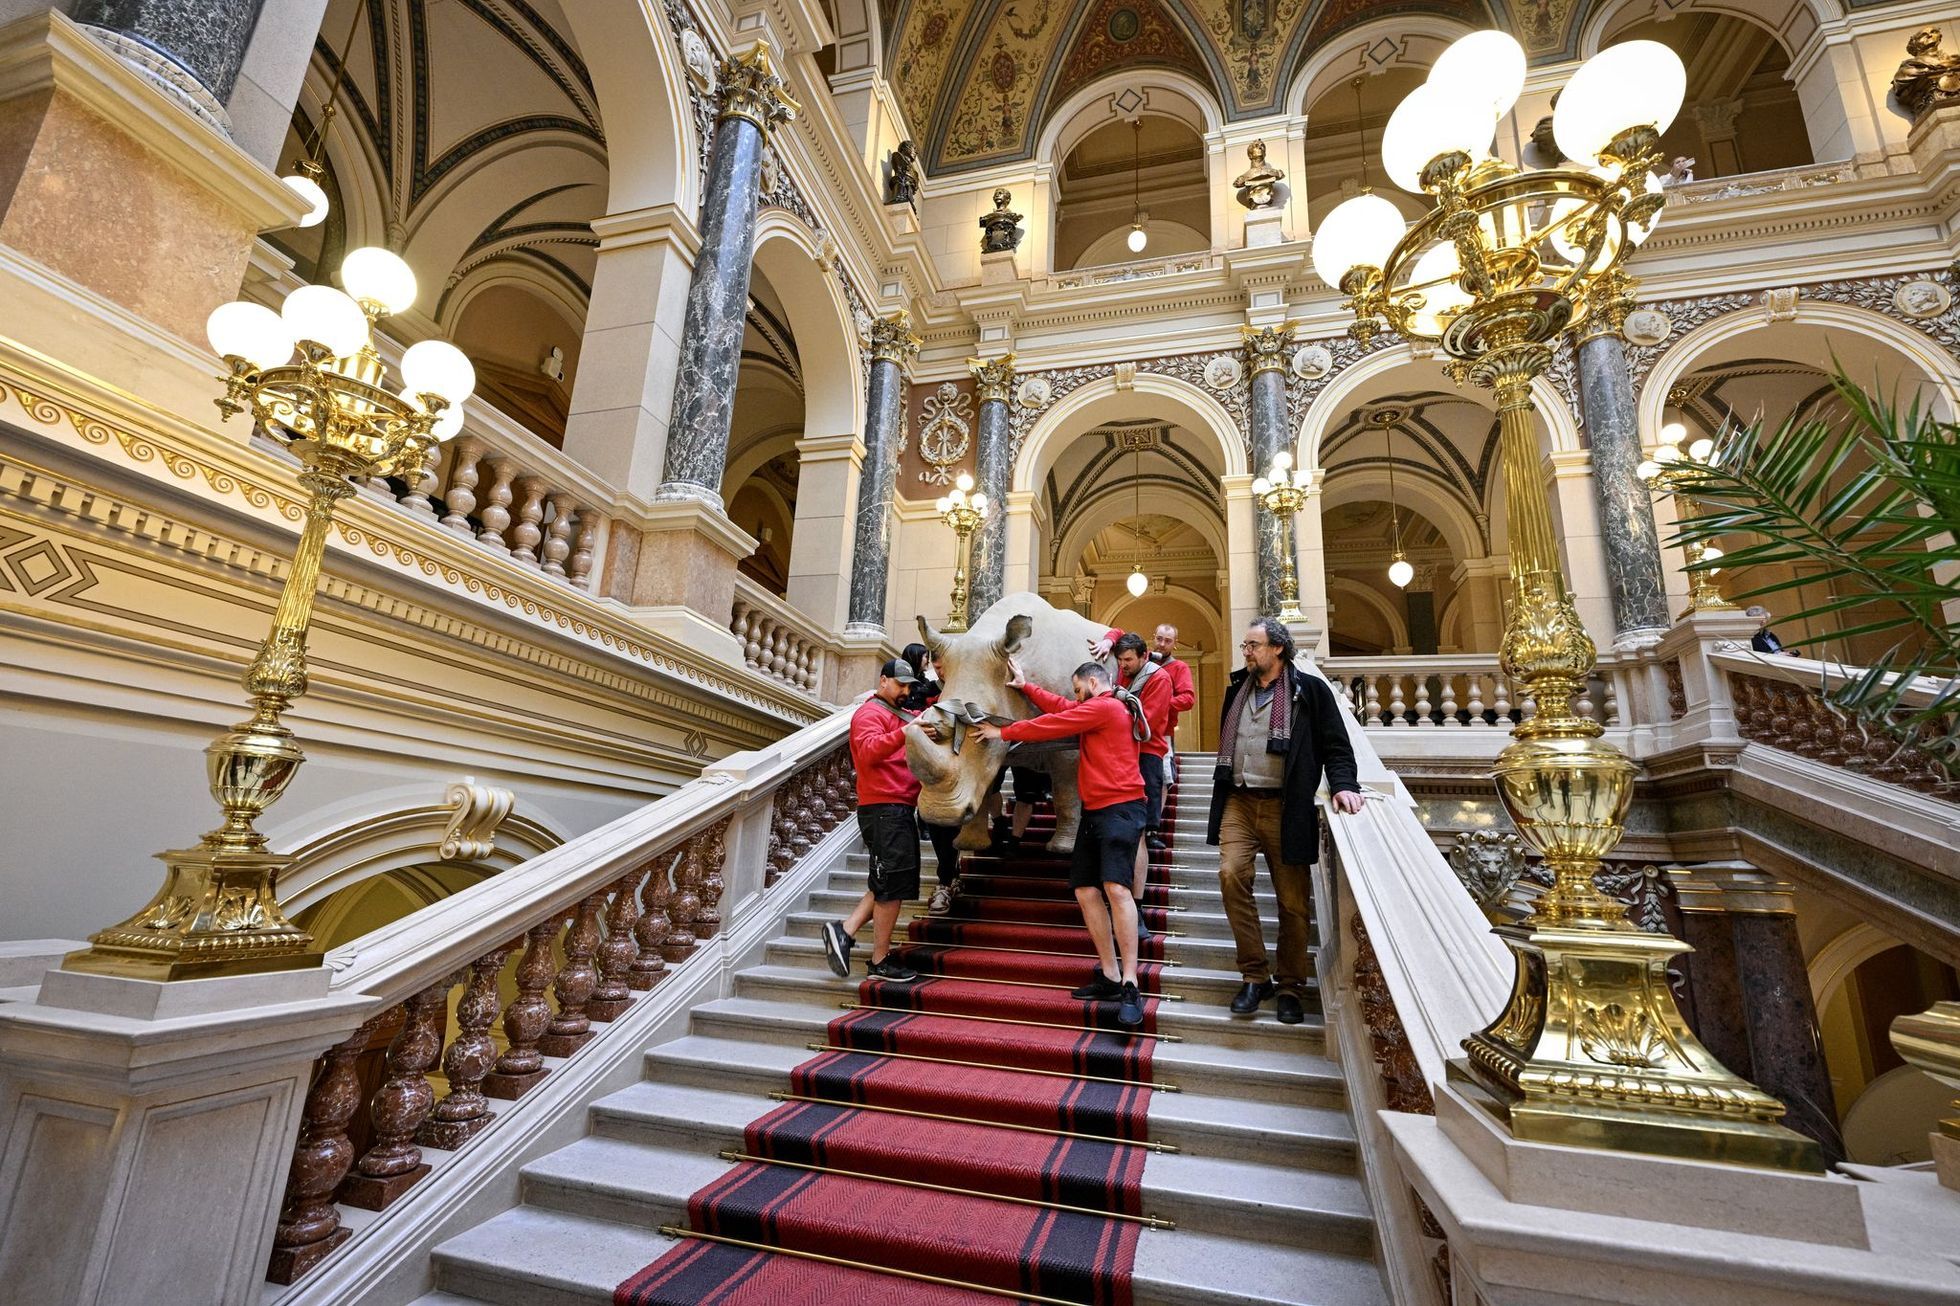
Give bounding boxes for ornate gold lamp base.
[64,847,321,980]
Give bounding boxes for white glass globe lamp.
[1659,420,1686,447]
[281,173,329,228]
[340,247,418,317]
[400,339,477,405]
[1272,449,1293,472]
[1636,458,1661,482]
[1653,443,1681,464]
[956,471,975,493]
[1427,31,1527,123]
[281,284,370,359]
[1127,223,1148,254]
[1407,240,1472,336]
[206,301,295,371]
[1382,82,1495,193]
[971,492,989,515]
[1126,567,1149,598]
[1252,476,1272,496]
[1311,192,1407,288]
[1688,437,1715,463]
[935,496,952,514]
[1388,556,1415,589]
[1553,40,1686,166]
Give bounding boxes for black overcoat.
[1205,662,1361,865]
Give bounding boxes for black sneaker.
[1276,990,1305,1025]
[867,957,918,983]
[821,920,853,978]
[1116,982,1146,1029]
[1146,834,1169,852]
[1071,971,1123,1000]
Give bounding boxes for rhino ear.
[917,616,949,658]
[996,613,1033,660]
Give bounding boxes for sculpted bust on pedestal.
[979,188,1024,253]
[1233,140,1286,209]
[1892,27,1960,121]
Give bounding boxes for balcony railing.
[1323,654,1623,729]
[731,577,832,695]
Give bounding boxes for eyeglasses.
[1239,640,1270,651]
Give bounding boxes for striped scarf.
[1217,667,1292,764]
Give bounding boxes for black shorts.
[1009,766,1051,802]
[1069,799,1148,890]
[1140,753,1165,831]
[859,804,921,902]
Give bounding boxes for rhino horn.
[995,613,1033,661]
[917,615,949,658]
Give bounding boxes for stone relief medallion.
[679,29,716,94]
[1203,355,1243,390]
[1621,307,1671,347]
[1293,344,1333,378]
[1016,376,1052,409]
[1894,279,1952,319]
[916,381,974,485]
[759,146,781,196]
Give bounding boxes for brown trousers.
[1216,792,1313,991]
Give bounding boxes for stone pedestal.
[1654,607,1761,741]
[620,500,755,665]
[1242,206,1286,247]
[785,431,865,633]
[980,249,1020,285]
[0,13,306,343]
[0,967,371,1306]
[826,630,890,703]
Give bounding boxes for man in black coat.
[1206,617,1364,1023]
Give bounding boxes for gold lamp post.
[1251,449,1311,620]
[65,249,475,981]
[1637,419,1734,616]
[1316,30,1820,1169]
[935,472,990,633]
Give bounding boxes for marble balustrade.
[1323,654,1624,730]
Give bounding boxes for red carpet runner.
[616,803,1175,1305]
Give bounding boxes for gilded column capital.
[1241,322,1297,376]
[714,42,800,133]
[867,310,922,368]
[1579,268,1639,343]
[968,353,1018,403]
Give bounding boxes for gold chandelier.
[65,248,475,979]
[1317,31,1820,1169]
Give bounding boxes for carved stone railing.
[263,704,858,1290]
[730,576,833,695]
[1713,648,1955,798]
[1324,654,1623,729]
[1040,251,1221,291]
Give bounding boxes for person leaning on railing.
[1207,617,1365,1025]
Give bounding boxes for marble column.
[846,311,922,635]
[966,354,1016,619]
[71,0,267,123]
[1574,274,1670,645]
[1673,862,1846,1165]
[654,43,799,507]
[1243,323,1295,618]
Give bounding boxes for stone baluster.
[419,944,515,1149]
[341,981,451,1208]
[538,891,606,1056]
[1414,677,1434,727]
[1493,675,1513,724]
[772,627,793,679]
[1363,675,1382,726]
[439,436,484,535]
[731,599,754,656]
[1466,673,1487,726]
[1604,673,1621,727]
[1388,675,1408,726]
[1520,690,1538,722]
[588,871,645,1021]
[1439,675,1460,727]
[691,819,732,940]
[568,513,599,589]
[1577,681,1597,721]
[510,475,549,565]
[485,920,560,1099]
[476,460,519,552]
[400,442,443,517]
[266,1019,379,1283]
[631,855,675,988]
[663,845,702,961]
[542,494,578,578]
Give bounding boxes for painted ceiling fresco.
[888,0,1636,173]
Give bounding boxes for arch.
[752,214,866,439]
[1014,372,1248,493]
[557,0,697,215]
[1051,480,1230,575]
[1036,70,1225,171]
[1074,219,1209,269]
[1328,574,1412,650]
[1577,0,1835,60]
[1807,922,1898,1012]
[1105,583,1226,648]
[724,422,807,495]
[1635,300,1960,443]
[1288,13,1482,118]
[1319,471,1483,565]
[438,261,590,341]
[826,0,884,73]
[1437,590,1465,651]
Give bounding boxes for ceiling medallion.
[1108,8,1141,42]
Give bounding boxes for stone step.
[781,909,1257,973]
[630,1036,1353,1163]
[802,887,1253,943]
[684,995,1334,1103]
[729,962,1323,1050]
[828,865,1278,912]
[432,1190,1385,1306]
[522,1108,1369,1249]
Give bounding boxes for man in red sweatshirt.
[822,659,923,983]
[1113,632,1174,941]
[1150,623,1197,823]
[975,658,1149,1028]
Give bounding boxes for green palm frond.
[1663,369,1960,780]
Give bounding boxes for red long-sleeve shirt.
[850,698,920,806]
[1001,684,1144,810]
[1157,656,1195,736]
[1120,663,1175,758]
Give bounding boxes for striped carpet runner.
[616,803,1174,1305]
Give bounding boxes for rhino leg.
[955,812,994,851]
[1046,754,1082,854]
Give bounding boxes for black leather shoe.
[1229,980,1274,1015]
[1146,833,1169,852]
[1275,991,1305,1025]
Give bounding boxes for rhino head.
[904,610,1033,847]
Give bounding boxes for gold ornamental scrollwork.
[1240,323,1296,376]
[968,353,1017,404]
[866,310,922,368]
[714,42,800,134]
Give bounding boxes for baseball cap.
[879,658,919,684]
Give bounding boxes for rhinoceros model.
[905,591,1113,854]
